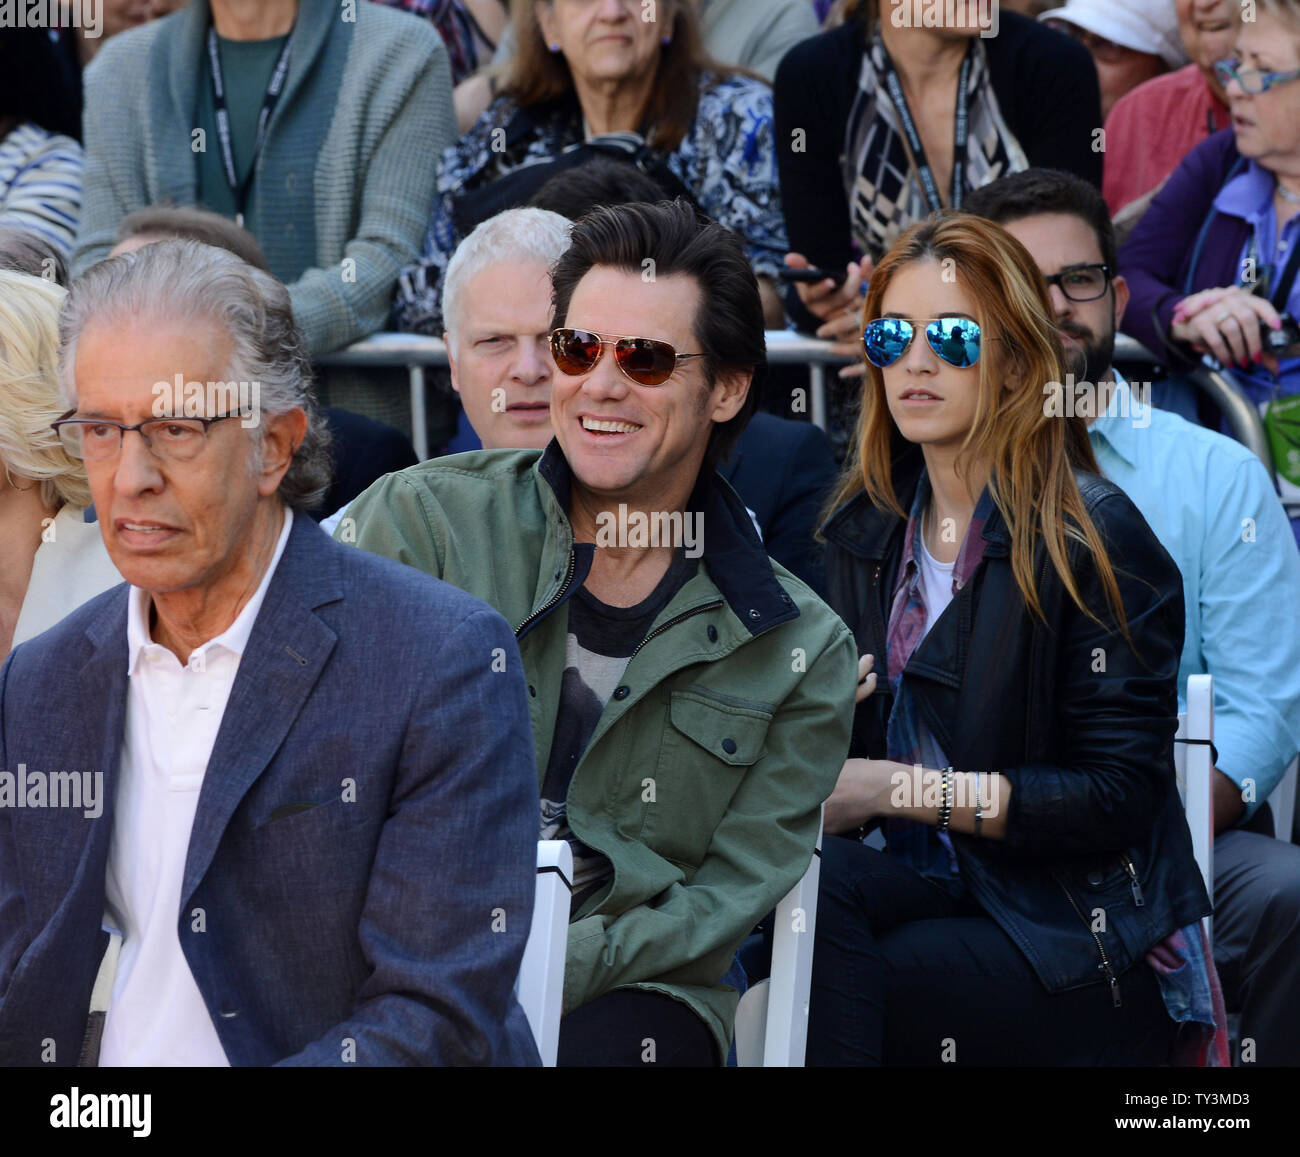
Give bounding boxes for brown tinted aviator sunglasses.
[550,327,705,386]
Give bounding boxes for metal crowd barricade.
[315,331,1271,471]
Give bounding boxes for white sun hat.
[1039,0,1189,70]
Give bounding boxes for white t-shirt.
[915,523,956,641]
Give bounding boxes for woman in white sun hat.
[1041,0,1189,119]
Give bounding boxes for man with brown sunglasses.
[336,198,856,1067]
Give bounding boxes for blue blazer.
[0,513,540,1066]
[721,413,838,598]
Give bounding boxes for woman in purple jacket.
[1119,0,1300,547]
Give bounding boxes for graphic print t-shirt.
[540,549,698,913]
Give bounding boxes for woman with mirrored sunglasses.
[808,212,1225,1066]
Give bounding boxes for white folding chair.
[1271,756,1298,845]
[733,811,823,1067]
[515,840,572,1067]
[1176,674,1215,939]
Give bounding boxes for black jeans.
[557,989,718,1067]
[807,835,1179,1066]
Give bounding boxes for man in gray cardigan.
[71,0,454,426]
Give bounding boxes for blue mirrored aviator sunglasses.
[862,317,982,369]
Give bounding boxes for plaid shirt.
[883,471,994,886]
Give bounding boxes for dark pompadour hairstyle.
[549,198,765,471]
[961,168,1118,273]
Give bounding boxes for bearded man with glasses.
[0,239,542,1067]
[338,198,856,1067]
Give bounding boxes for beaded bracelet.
[937,767,954,832]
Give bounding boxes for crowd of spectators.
[0,0,1298,1071]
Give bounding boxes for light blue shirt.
[1090,375,1300,820]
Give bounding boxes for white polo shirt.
[99,508,293,1067]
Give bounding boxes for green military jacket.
[337,442,855,1061]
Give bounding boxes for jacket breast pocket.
[640,689,774,870]
[244,794,362,897]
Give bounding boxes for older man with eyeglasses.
[337,199,856,1068]
[0,239,541,1067]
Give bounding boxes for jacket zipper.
[1121,853,1145,907]
[629,599,725,660]
[869,565,888,668]
[1052,869,1122,1008]
[514,549,577,638]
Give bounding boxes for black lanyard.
[882,46,973,214]
[1245,225,1300,310]
[207,24,294,226]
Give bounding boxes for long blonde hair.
[0,270,90,511]
[826,212,1128,637]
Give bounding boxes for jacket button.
[528,684,536,698]
[613,685,629,700]
[722,737,737,755]
[707,625,718,642]
[1086,870,1104,887]
[747,609,760,620]
[781,593,792,605]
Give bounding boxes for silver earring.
[5,466,33,492]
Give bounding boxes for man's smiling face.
[550,265,746,508]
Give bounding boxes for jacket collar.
[820,440,1012,562]
[533,439,799,637]
[1086,370,1141,470]
[86,511,345,906]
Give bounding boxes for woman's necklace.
[1276,179,1300,205]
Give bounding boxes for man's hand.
[824,757,895,834]
[855,652,877,703]
[1211,767,1247,837]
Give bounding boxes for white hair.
[442,207,573,355]
[58,240,332,511]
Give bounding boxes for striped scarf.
[843,22,1028,260]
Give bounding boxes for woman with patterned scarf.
[774,0,1103,392]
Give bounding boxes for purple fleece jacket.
[1119,129,1251,365]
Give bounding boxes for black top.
[817,445,1210,994]
[773,11,1103,283]
[540,550,699,913]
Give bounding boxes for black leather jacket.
[820,445,1212,998]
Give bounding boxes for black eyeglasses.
[1043,264,1112,303]
[51,410,242,461]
